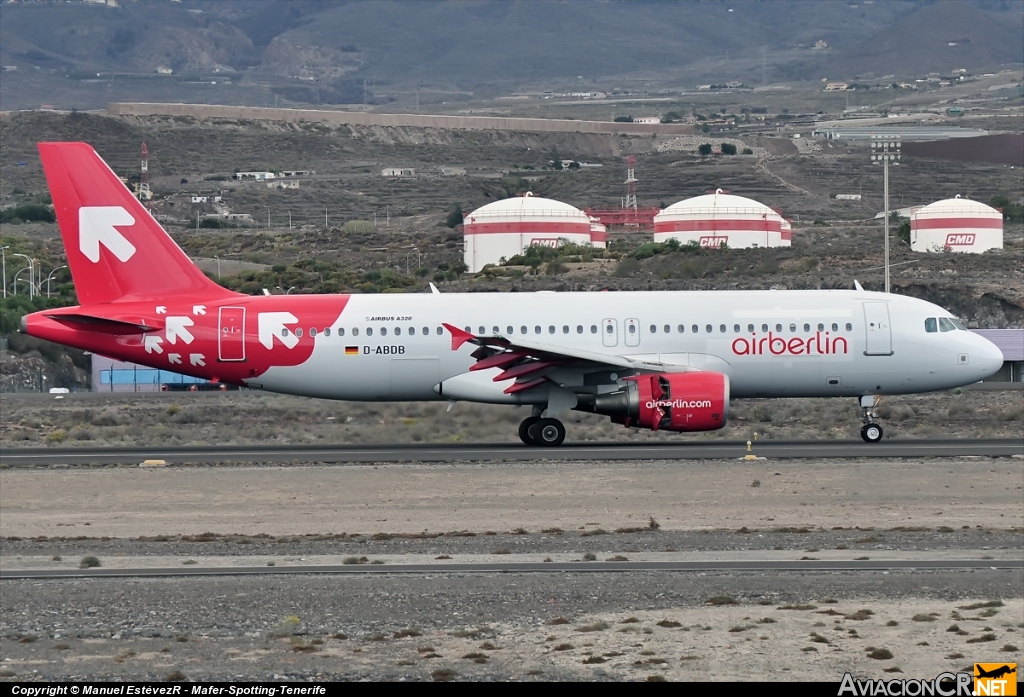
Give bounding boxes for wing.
[442,323,701,397]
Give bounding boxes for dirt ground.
[2,457,1021,538]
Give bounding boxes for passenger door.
[863,302,892,355]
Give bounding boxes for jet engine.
[580,371,729,432]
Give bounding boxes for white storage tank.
[653,189,790,248]
[463,193,596,272]
[910,195,1003,253]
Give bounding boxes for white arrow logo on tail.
[79,206,136,263]
[155,306,167,315]
[168,353,182,365]
[192,305,207,316]
[144,335,163,354]
[258,312,299,350]
[190,353,206,367]
[165,316,195,345]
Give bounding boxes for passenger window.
[591,325,598,334]
[535,326,541,334]
[762,324,769,332]
[939,317,956,332]
[692,324,699,333]
[629,325,637,334]
[748,324,754,332]
[364,328,371,337]
[395,327,401,336]
[493,326,500,334]
[338,328,345,336]
[720,324,726,333]
[664,324,671,333]
[407,327,414,335]
[679,324,685,333]
[803,323,810,332]
[281,328,289,337]
[310,327,317,337]
[817,323,824,332]
[479,326,485,335]
[706,324,712,333]
[324,328,331,337]
[295,328,303,338]
[649,325,656,333]
[733,324,740,333]
[464,326,471,333]
[577,325,583,334]
[775,323,782,332]
[548,325,555,334]
[789,323,796,332]
[831,323,838,332]
[422,327,429,335]
[606,324,613,334]
[380,327,387,336]
[353,328,359,337]
[845,323,853,331]
[563,325,569,334]
[436,327,443,335]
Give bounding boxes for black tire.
[861,423,883,443]
[532,418,566,447]
[519,416,541,445]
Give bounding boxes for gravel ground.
[0,572,1021,681]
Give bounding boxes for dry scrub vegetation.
[1,388,1021,448]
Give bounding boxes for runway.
[2,438,1021,466]
[3,557,1021,580]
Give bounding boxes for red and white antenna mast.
[623,155,638,226]
[139,142,151,205]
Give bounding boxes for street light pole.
[0,246,8,299]
[12,253,34,300]
[214,255,221,279]
[44,265,67,298]
[871,134,901,293]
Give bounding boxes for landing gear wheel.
[519,416,541,446]
[529,418,566,447]
[861,423,883,443]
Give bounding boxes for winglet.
[429,283,441,295]
[854,279,864,291]
[443,322,475,351]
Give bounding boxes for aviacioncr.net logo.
[839,672,974,696]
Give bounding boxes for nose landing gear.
[859,395,884,443]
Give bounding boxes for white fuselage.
[249,289,1003,402]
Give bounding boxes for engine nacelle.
[589,371,729,432]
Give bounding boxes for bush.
[79,555,101,569]
[721,143,738,155]
[0,204,55,224]
[698,143,713,156]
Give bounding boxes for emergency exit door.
[218,307,246,361]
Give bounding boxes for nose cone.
[970,333,1004,378]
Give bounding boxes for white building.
[910,196,1003,253]
[382,167,415,177]
[653,189,791,249]
[235,171,275,181]
[463,193,602,272]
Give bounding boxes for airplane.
[20,142,1004,446]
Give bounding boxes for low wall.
[108,102,694,136]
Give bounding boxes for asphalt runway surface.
[3,558,1021,581]
[2,438,1022,466]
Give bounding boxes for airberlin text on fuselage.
[731,331,849,356]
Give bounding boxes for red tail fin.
[38,142,236,305]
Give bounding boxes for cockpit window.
[925,318,937,333]
[951,318,967,331]
[939,317,956,332]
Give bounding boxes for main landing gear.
[859,395,884,443]
[519,415,566,447]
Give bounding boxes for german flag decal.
[345,346,359,356]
